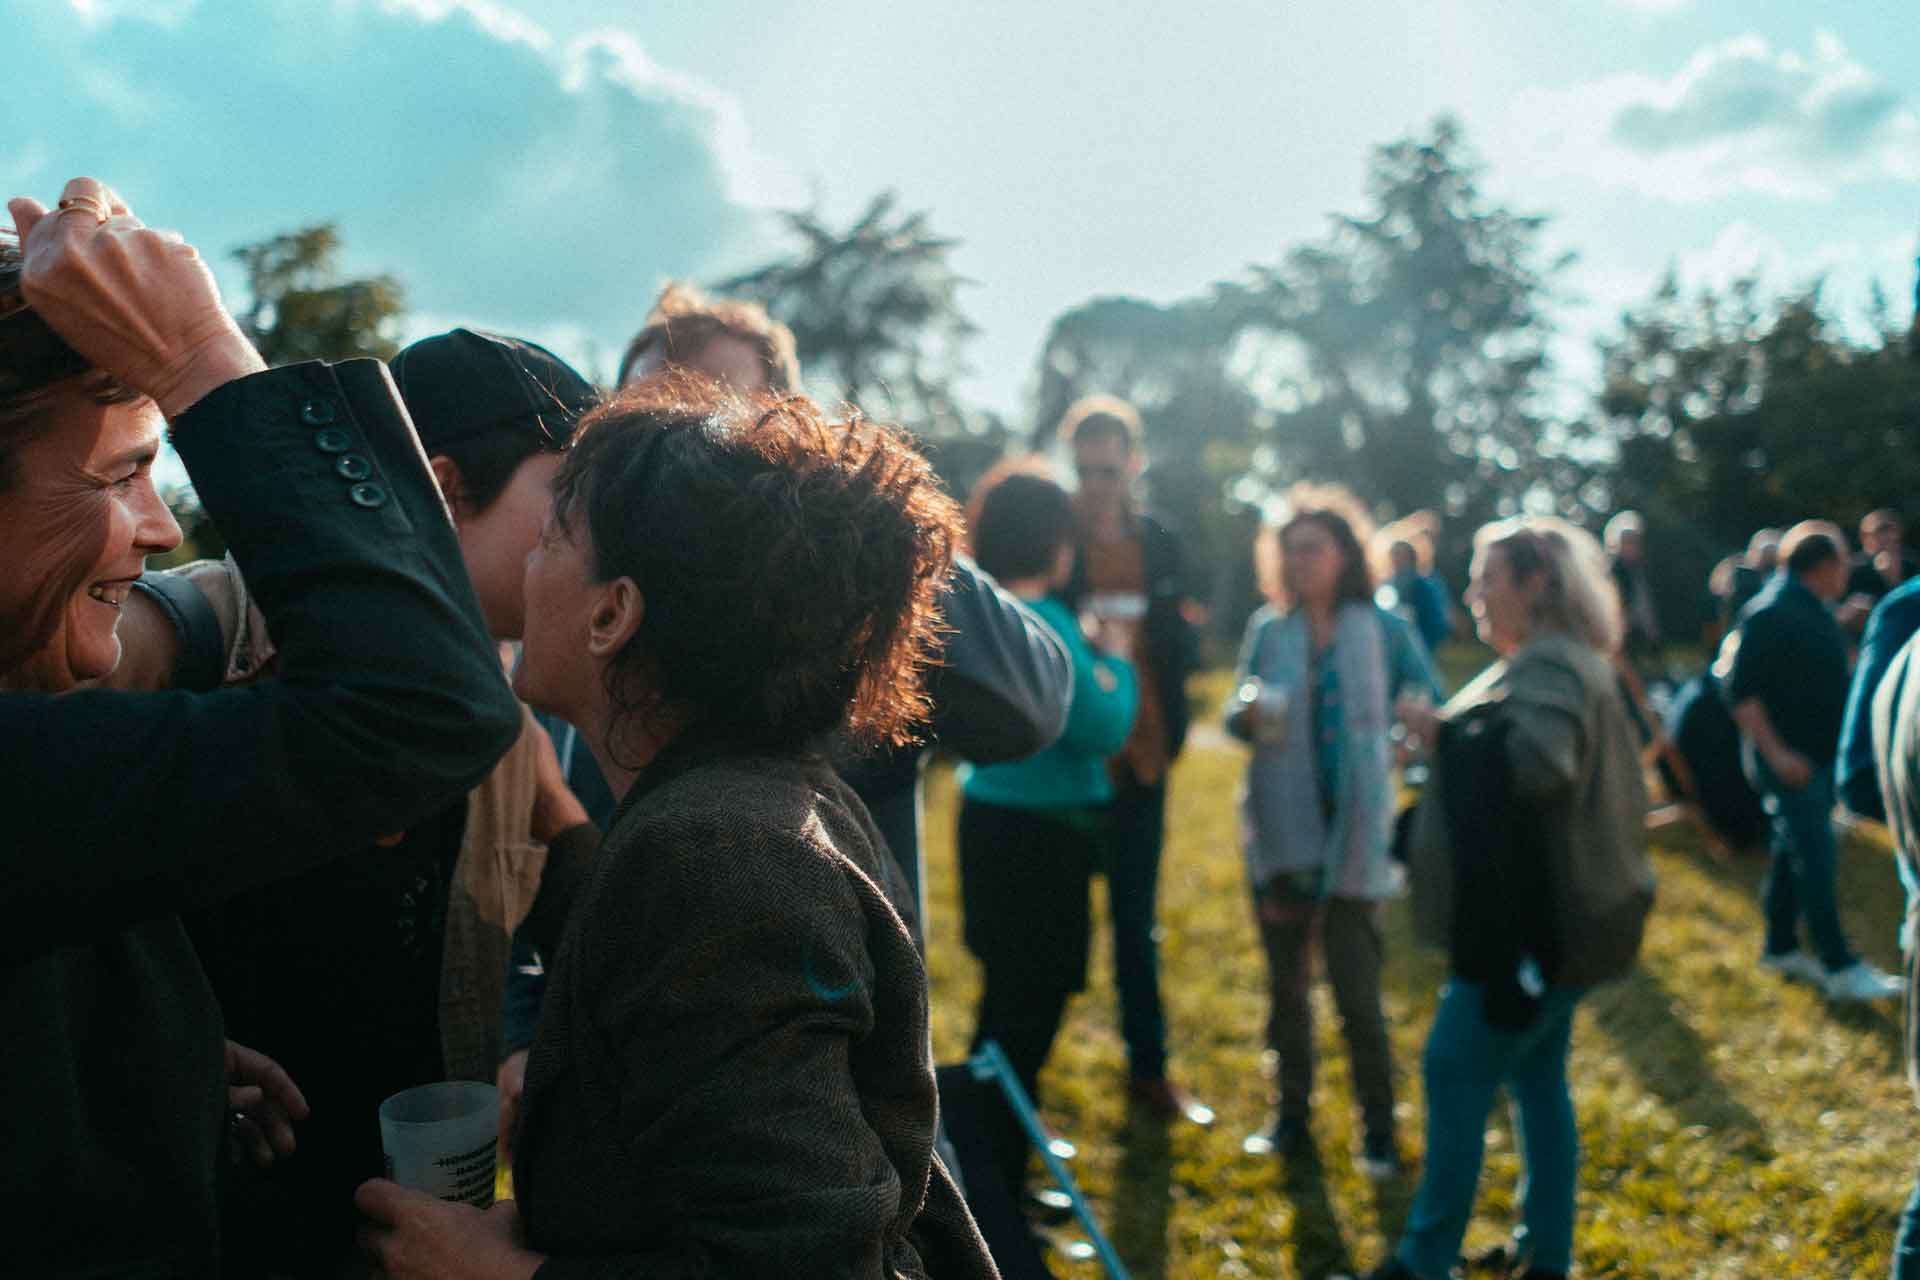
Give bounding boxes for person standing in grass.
[1225,485,1440,1180]
[1374,517,1653,1280]
[956,461,1139,1200]
[1871,626,1920,1278]
[1727,521,1903,1003]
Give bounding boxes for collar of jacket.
[606,721,834,830]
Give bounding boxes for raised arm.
[2,181,520,962]
[923,554,1071,763]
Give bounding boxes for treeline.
[216,118,1920,644]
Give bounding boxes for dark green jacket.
[1,361,521,1276]
[514,734,998,1279]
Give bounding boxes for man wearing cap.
[118,328,603,1277]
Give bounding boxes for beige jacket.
[1410,630,1654,986]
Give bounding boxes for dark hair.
[551,376,958,753]
[1256,483,1376,609]
[0,233,141,492]
[438,429,556,512]
[1784,527,1843,576]
[616,282,801,392]
[966,460,1074,582]
[1057,394,1142,453]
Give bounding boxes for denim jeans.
[1105,775,1169,1079]
[1895,1168,1920,1279]
[1754,762,1856,972]
[1396,981,1583,1280]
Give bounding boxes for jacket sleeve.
[1839,590,1920,819]
[925,555,1072,764]
[1502,652,1588,801]
[1380,605,1445,701]
[1,361,522,964]
[1222,608,1271,743]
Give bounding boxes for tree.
[1227,117,1573,536]
[1029,295,1263,635]
[1594,272,1920,637]
[232,224,406,365]
[160,225,406,561]
[716,192,976,433]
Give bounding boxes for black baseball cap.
[388,327,598,453]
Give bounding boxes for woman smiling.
[2,178,520,1275]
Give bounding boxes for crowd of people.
[4,173,1919,1280]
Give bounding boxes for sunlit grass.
[922,659,1914,1279]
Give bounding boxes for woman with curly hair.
[356,379,998,1280]
[1228,485,1439,1178]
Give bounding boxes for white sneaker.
[1824,960,1905,1003]
[1760,950,1825,984]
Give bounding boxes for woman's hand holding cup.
[7,177,265,418]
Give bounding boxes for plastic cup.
[378,1081,499,1207]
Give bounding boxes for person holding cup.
[1,179,520,1275]
[1226,484,1440,1177]
[356,376,998,1278]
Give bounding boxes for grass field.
[919,662,1916,1279]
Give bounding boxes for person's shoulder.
[608,753,855,897]
[1509,634,1599,705]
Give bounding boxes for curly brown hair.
[1256,482,1378,610]
[551,376,959,754]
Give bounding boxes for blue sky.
[8,0,1916,423]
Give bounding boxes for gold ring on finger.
[56,196,111,225]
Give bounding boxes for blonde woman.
[1372,517,1653,1280]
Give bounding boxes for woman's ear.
[586,577,645,659]
[428,455,469,522]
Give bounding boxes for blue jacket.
[1838,577,1920,819]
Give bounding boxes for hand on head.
[7,177,264,417]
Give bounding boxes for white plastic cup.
[378,1081,499,1207]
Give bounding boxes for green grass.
[923,661,1914,1279]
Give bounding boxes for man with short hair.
[616,280,802,392]
[1060,395,1212,1123]
[1845,509,1919,628]
[1726,520,1902,1002]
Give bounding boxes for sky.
[7,0,1917,425]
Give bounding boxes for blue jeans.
[1397,981,1583,1280]
[1896,1169,1920,1279]
[1105,775,1169,1079]
[1755,763,1856,972]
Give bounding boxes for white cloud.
[1608,0,1690,13]
[9,0,799,360]
[1502,31,1920,202]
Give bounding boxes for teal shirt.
[960,595,1138,811]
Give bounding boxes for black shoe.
[1466,1243,1512,1274]
[1021,1187,1075,1226]
[1360,1130,1402,1181]
[1463,1243,1516,1274]
[1243,1113,1311,1156]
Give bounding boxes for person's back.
[515,744,989,1276]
